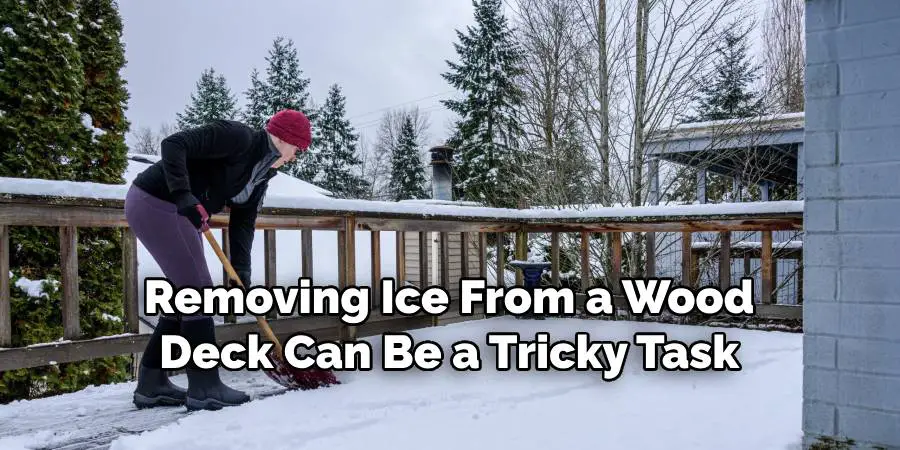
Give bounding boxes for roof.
[124,153,332,198]
[645,112,804,186]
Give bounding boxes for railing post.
[340,217,357,341]
[496,233,506,287]
[301,228,313,280]
[761,230,773,304]
[682,232,693,287]
[370,230,381,310]
[610,232,622,294]
[719,231,731,288]
[438,231,449,325]
[264,229,277,320]
[580,231,590,291]
[121,227,139,334]
[461,232,470,278]
[514,228,527,286]
[479,233,487,278]
[60,226,80,340]
[0,224,10,347]
[418,231,428,287]
[395,231,405,286]
[550,231,560,287]
[221,228,235,324]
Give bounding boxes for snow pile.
[13,275,57,299]
[0,317,803,450]
[81,113,106,139]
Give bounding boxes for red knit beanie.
[265,109,312,151]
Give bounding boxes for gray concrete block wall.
[804,1,900,448]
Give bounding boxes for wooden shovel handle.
[202,229,285,358]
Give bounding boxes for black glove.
[175,192,209,231]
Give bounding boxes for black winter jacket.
[132,119,281,277]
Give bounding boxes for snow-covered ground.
[0,317,804,450]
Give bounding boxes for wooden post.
[610,232,622,294]
[0,225,10,347]
[681,232,692,287]
[395,231,405,286]
[264,229,277,320]
[438,231,449,325]
[371,230,381,309]
[338,229,347,289]
[515,228,527,286]
[418,232,428,287]
[461,232,470,278]
[121,228,139,334]
[222,229,235,323]
[496,233,506,288]
[645,232,656,277]
[301,228,313,280]
[439,232,450,290]
[761,230,773,304]
[551,232,560,287]
[479,233,487,278]
[60,226,80,340]
[341,217,357,341]
[580,231,590,291]
[719,231,731,288]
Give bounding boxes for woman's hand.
[175,193,209,231]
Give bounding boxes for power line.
[346,90,455,120]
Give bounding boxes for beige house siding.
[402,231,483,303]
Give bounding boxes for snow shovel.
[201,228,340,391]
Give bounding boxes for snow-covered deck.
[0,317,804,450]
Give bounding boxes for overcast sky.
[118,0,772,152]
[118,0,477,150]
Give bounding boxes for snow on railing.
[0,175,803,222]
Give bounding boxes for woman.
[124,109,312,411]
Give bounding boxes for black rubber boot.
[181,317,250,411]
[133,316,187,408]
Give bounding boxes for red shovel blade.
[264,354,340,391]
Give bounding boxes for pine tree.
[176,67,238,130]
[315,84,369,199]
[390,114,427,201]
[667,21,766,205]
[241,36,317,180]
[0,0,132,401]
[0,0,85,181]
[241,68,268,129]
[441,0,527,209]
[685,23,765,122]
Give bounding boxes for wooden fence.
[0,188,803,373]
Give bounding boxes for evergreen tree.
[241,36,317,180]
[314,84,369,199]
[0,0,132,401]
[389,114,427,200]
[241,68,268,129]
[176,67,238,130]
[441,0,527,209]
[685,23,765,122]
[668,21,766,204]
[0,0,84,181]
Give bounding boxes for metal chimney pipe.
[430,145,454,201]
[429,145,454,287]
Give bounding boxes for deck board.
[0,370,288,450]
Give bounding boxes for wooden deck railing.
[0,183,804,373]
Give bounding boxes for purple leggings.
[125,184,212,321]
